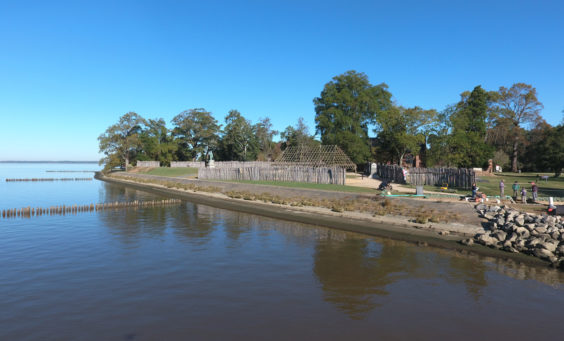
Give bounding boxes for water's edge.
[95,172,550,268]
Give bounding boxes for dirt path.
[346,175,414,192]
[345,173,459,196]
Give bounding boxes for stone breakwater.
[461,204,564,269]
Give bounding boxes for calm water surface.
[1,163,563,340]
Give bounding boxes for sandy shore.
[96,172,550,267]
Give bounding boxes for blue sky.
[1,0,562,161]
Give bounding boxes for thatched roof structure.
[274,145,356,171]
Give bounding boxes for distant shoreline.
[0,161,98,164]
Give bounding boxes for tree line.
[98,109,318,170]
[99,70,564,175]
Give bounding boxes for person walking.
[531,182,538,202]
[521,187,527,204]
[512,181,520,198]
[499,179,505,198]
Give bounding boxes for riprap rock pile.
[461,204,564,269]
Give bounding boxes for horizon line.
[0,161,99,163]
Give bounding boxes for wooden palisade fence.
[137,161,161,167]
[171,161,271,168]
[376,165,406,184]
[214,161,272,168]
[377,164,475,189]
[171,161,205,168]
[408,167,475,189]
[198,166,346,185]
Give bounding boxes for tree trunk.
[398,152,405,166]
[511,137,518,172]
[556,168,562,178]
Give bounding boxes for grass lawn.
[475,173,564,198]
[414,172,564,199]
[226,180,377,193]
[139,167,199,177]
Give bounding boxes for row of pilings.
[46,170,95,173]
[5,178,93,182]
[1,199,182,218]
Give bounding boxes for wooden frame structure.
[274,145,356,171]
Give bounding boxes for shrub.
[331,205,344,212]
[415,213,430,224]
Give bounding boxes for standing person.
[531,182,538,202]
[521,187,527,204]
[471,183,477,200]
[512,181,520,198]
[499,179,505,198]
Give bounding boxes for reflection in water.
[96,183,564,321]
[100,182,146,203]
[97,185,169,240]
[448,250,564,288]
[447,257,488,301]
[313,234,564,318]
[212,207,253,241]
[4,164,564,340]
[313,236,425,319]
[99,206,169,239]
[170,204,215,245]
[98,203,217,246]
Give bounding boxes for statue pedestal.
[370,163,377,178]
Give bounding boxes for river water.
[1,163,563,340]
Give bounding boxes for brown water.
[1,164,564,340]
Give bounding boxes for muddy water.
[1,163,563,340]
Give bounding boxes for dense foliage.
[314,71,392,165]
[99,109,282,170]
[374,106,436,166]
[216,110,257,161]
[98,71,563,175]
[98,112,146,170]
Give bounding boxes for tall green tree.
[217,110,258,161]
[314,70,392,165]
[492,83,543,172]
[98,112,146,170]
[138,118,177,166]
[523,121,564,176]
[547,123,564,176]
[486,116,519,158]
[254,117,278,161]
[520,120,550,171]
[448,85,493,168]
[280,117,319,150]
[492,149,510,170]
[426,105,457,167]
[374,106,436,166]
[171,108,220,161]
